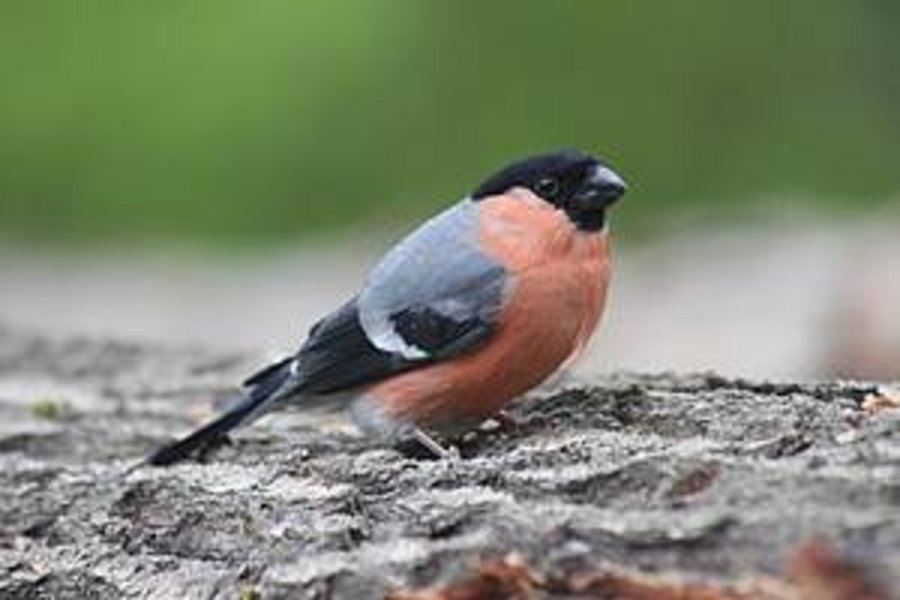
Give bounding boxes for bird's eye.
[534,177,559,198]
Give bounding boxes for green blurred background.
[1,1,898,245]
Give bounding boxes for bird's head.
[471,149,627,231]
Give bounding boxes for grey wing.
[290,199,508,394]
[357,199,508,359]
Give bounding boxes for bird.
[146,149,627,465]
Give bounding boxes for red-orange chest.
[367,191,612,427]
[478,191,612,379]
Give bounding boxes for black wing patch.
[290,298,495,394]
[390,306,493,358]
[292,300,417,394]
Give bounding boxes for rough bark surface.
[0,327,897,599]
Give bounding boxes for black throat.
[571,208,606,232]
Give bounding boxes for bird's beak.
[580,164,627,208]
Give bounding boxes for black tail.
[146,357,295,466]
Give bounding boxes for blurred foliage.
[1,1,898,244]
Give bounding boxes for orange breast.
[366,189,612,429]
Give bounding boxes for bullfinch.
[147,149,626,465]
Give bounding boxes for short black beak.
[582,164,627,207]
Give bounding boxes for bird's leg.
[412,427,460,460]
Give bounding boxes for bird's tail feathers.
[146,358,297,466]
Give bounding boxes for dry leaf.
[787,539,891,600]
[390,539,892,600]
[862,388,900,416]
[558,567,778,600]
[387,553,537,600]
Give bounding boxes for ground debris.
[0,330,898,599]
[389,539,892,600]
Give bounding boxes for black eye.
[534,177,559,198]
